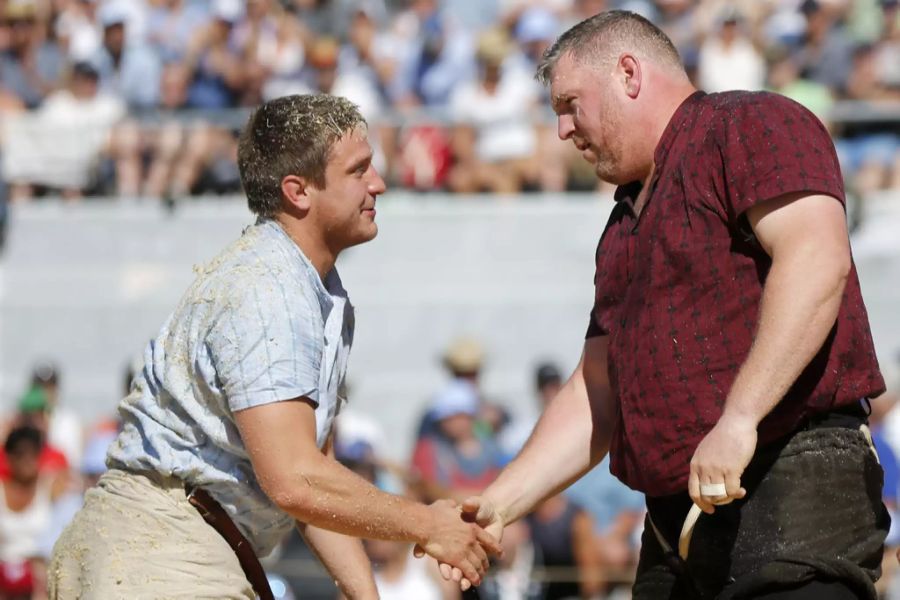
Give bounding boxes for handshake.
[412,496,505,591]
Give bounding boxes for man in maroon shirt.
[435,10,889,600]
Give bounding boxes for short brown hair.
[237,94,366,218]
[536,10,683,86]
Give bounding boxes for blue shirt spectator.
[565,456,645,535]
[91,4,162,109]
[0,2,65,108]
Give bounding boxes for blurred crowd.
[0,0,898,212]
[3,342,900,599]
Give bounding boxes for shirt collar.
[258,218,345,314]
[613,90,706,212]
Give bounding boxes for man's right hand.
[418,499,503,587]
[419,496,507,590]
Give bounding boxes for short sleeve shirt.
[587,91,884,497]
[108,219,354,555]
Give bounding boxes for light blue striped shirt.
[107,219,354,555]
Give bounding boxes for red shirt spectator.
[0,446,68,481]
[411,380,506,499]
[588,91,884,496]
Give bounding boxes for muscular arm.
[483,336,615,526]
[689,192,852,509]
[295,440,379,599]
[234,399,500,584]
[723,192,851,424]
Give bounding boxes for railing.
[119,99,900,130]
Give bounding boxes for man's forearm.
[722,244,849,426]
[485,346,614,525]
[277,456,435,545]
[298,522,378,599]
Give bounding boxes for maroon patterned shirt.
[587,91,885,497]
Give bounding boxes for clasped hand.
[413,497,505,591]
[412,498,503,590]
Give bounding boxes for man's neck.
[632,168,655,218]
[629,83,696,217]
[274,215,336,280]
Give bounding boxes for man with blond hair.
[49,94,500,599]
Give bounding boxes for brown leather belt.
[185,485,275,600]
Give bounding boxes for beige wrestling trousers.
[49,469,255,600]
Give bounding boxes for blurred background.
[0,0,899,598]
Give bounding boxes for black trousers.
[631,421,889,600]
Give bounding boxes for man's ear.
[281,174,312,212]
[618,53,642,99]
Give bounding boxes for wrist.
[720,407,761,430]
[483,489,510,527]
[411,502,435,547]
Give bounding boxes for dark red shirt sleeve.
[712,93,845,223]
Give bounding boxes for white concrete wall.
[1,192,898,461]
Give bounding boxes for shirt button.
[324,338,329,346]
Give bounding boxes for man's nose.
[557,115,575,141]
[369,166,387,195]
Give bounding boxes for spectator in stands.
[765,45,835,120]
[233,0,305,107]
[697,8,766,93]
[447,28,540,194]
[0,426,64,600]
[181,0,245,109]
[0,0,65,108]
[54,0,102,63]
[20,61,127,201]
[410,379,506,503]
[794,0,855,96]
[364,537,459,600]
[0,87,24,238]
[304,36,384,124]
[526,494,601,600]
[877,0,900,91]
[108,60,191,199]
[28,363,84,471]
[331,429,455,600]
[145,0,211,64]
[565,457,644,596]
[477,519,541,600]
[332,432,456,600]
[499,362,563,456]
[513,7,561,78]
[515,7,585,193]
[866,391,900,597]
[91,1,161,109]
[393,5,475,108]
[837,42,900,194]
[341,5,400,103]
[0,388,68,481]
[654,0,701,78]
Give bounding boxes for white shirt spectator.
[55,7,102,62]
[40,88,126,131]
[0,481,52,563]
[374,553,444,600]
[450,68,538,163]
[698,31,766,92]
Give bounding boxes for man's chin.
[346,224,379,248]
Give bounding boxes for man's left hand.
[688,413,757,513]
